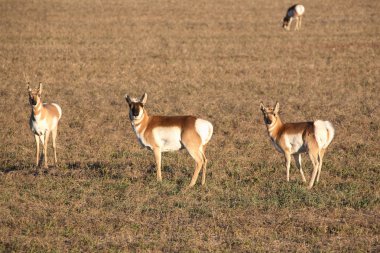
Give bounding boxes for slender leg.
[189,152,203,187]
[201,145,207,185]
[188,149,203,187]
[153,147,162,182]
[288,18,293,31]
[34,135,40,166]
[293,153,306,183]
[308,151,319,189]
[285,152,291,182]
[299,16,302,30]
[39,134,45,165]
[43,131,50,169]
[52,127,58,165]
[316,149,326,183]
[181,133,203,187]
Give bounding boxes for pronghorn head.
[282,17,291,30]
[260,102,280,125]
[125,93,147,121]
[27,82,43,107]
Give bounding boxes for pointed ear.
[27,82,32,92]
[260,102,265,111]
[274,102,280,114]
[125,94,132,106]
[38,82,43,95]
[140,93,147,104]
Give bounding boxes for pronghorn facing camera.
[125,93,213,187]
[28,83,62,168]
[283,4,305,31]
[260,102,335,189]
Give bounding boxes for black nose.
[132,108,140,117]
[265,118,272,124]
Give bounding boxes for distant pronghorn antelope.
[260,102,335,189]
[28,83,62,168]
[125,93,213,187]
[283,4,305,31]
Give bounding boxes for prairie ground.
[0,0,379,251]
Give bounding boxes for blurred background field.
[0,0,379,251]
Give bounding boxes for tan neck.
[32,101,43,116]
[132,109,150,131]
[267,116,283,139]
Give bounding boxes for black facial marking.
[132,106,140,117]
[130,103,143,118]
[29,94,37,106]
[264,117,272,125]
[262,109,275,125]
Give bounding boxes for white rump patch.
[314,120,335,149]
[153,127,183,152]
[295,5,305,15]
[51,117,58,130]
[195,119,213,145]
[52,103,62,120]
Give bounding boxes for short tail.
[52,103,63,120]
[314,120,335,149]
[195,119,213,145]
[202,121,213,145]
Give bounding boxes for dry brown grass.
[0,0,379,251]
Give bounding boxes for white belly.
[30,118,49,136]
[285,134,307,154]
[153,127,183,152]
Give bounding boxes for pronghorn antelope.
[125,93,213,187]
[260,102,335,189]
[28,83,62,168]
[283,4,305,31]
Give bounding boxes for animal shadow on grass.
[0,161,128,178]
[144,164,190,189]
[0,163,30,173]
[0,161,49,176]
[146,164,175,175]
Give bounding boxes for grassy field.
[0,0,379,251]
